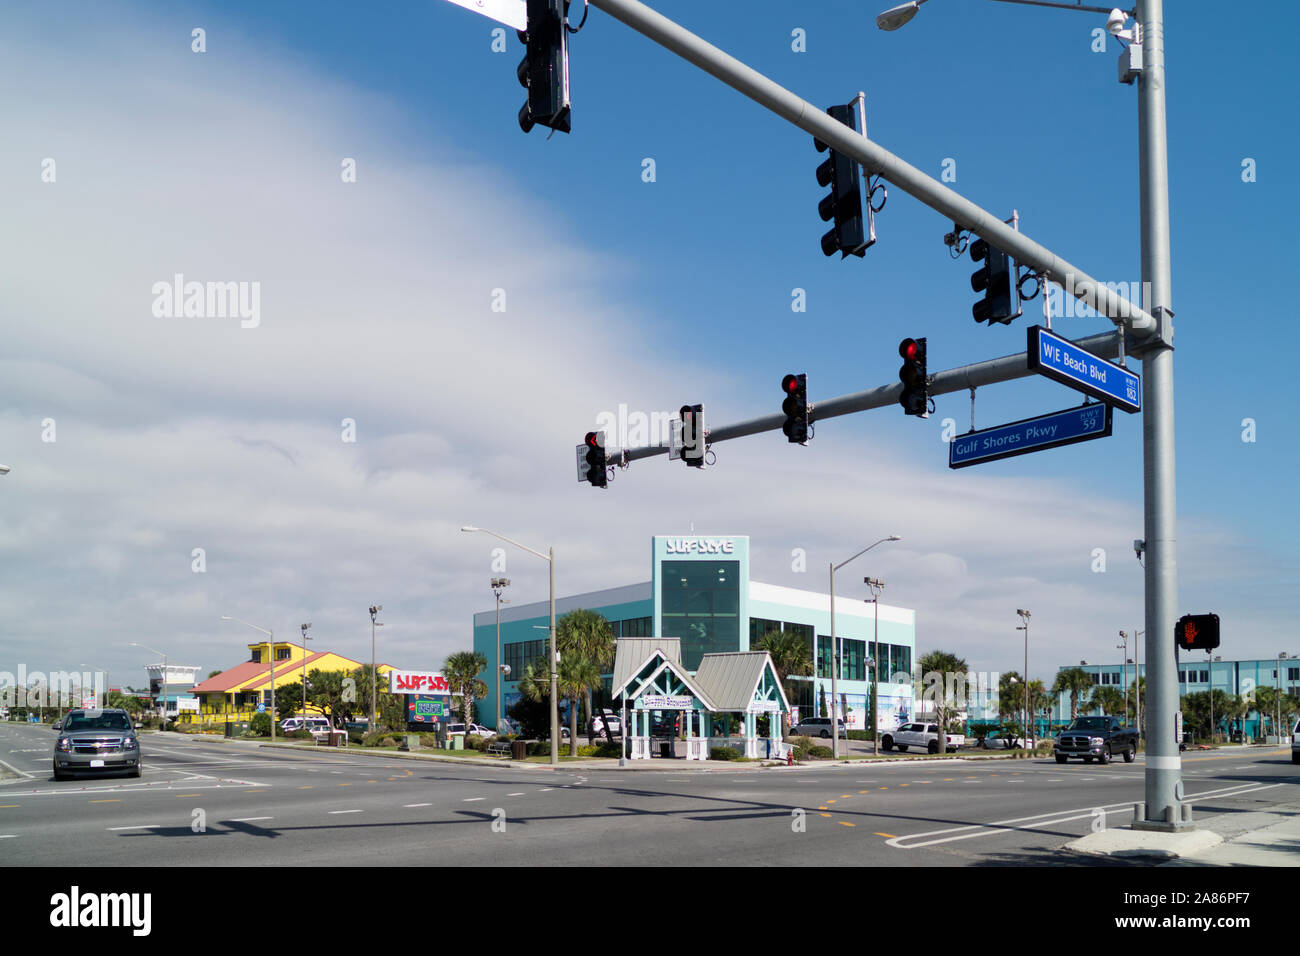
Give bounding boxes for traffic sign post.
[949,403,1112,469]
[1027,326,1141,414]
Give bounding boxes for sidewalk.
[1064,800,1300,865]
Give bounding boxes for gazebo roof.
[693,651,789,713]
[611,637,682,697]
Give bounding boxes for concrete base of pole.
[1132,801,1196,832]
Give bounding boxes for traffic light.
[781,373,808,444]
[1176,613,1220,651]
[679,404,705,467]
[583,431,606,488]
[897,337,927,416]
[814,105,871,258]
[969,237,1019,324]
[516,0,571,134]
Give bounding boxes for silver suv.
[53,709,141,780]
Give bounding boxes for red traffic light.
[899,338,919,361]
[584,431,601,449]
[782,374,801,393]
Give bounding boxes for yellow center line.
[243,789,261,793]
[837,821,856,827]
[858,790,871,794]
[817,806,829,810]
[899,783,909,787]
[879,786,888,790]
[826,799,836,803]
[338,782,352,787]
[298,786,313,790]
[90,799,120,803]
[875,832,898,838]
[175,794,201,798]
[841,794,852,798]
[819,813,832,818]
[943,778,954,781]
[0,805,19,809]
[367,780,378,783]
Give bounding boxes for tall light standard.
[829,535,900,758]
[221,617,275,741]
[864,576,886,756]
[129,642,168,725]
[369,606,383,730]
[463,526,558,768]
[1276,651,1287,742]
[300,622,312,720]
[877,0,1183,832]
[1016,610,1031,745]
[1117,631,1129,723]
[491,578,511,731]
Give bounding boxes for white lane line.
[538,788,554,792]
[887,802,1138,849]
[507,792,525,797]
[328,809,363,815]
[107,824,160,831]
[404,803,432,808]
[463,797,485,802]
[0,834,17,839]
[230,817,274,823]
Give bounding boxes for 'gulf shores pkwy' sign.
[663,538,736,555]
[388,670,451,694]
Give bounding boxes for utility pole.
[491,578,511,731]
[1017,610,1031,745]
[865,577,885,756]
[369,605,383,730]
[301,622,312,720]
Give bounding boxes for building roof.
[693,651,788,712]
[191,650,371,695]
[611,638,681,696]
[191,660,276,694]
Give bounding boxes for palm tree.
[752,629,813,735]
[1088,685,1125,717]
[555,609,616,744]
[443,651,489,726]
[918,650,968,754]
[1051,668,1095,721]
[557,655,602,756]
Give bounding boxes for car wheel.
[1098,748,1111,765]
[1123,746,1136,763]
[1055,754,1068,764]
[1291,752,1299,764]
[820,730,829,739]
[927,741,938,755]
[53,764,67,781]
[131,763,142,778]
[880,736,892,752]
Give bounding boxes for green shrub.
[465,734,489,751]
[806,745,834,759]
[419,733,438,748]
[789,735,814,752]
[791,746,807,762]
[710,747,743,761]
[526,741,551,756]
[846,730,871,741]
[290,728,314,740]
[348,731,365,745]
[362,730,397,747]
[250,713,272,737]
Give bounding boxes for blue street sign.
[1027,325,1141,414]
[949,403,1113,469]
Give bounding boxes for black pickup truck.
[1053,715,1138,765]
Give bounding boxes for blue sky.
[0,0,1295,691]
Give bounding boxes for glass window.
[750,617,781,644]
[661,560,739,669]
[815,637,833,678]
[840,639,865,682]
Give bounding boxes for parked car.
[1291,719,1299,765]
[982,733,1037,749]
[1053,715,1138,764]
[467,723,496,738]
[881,722,965,753]
[791,717,847,739]
[53,708,141,780]
[281,716,332,736]
[591,712,622,736]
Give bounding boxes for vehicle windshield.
[1067,717,1110,731]
[64,712,131,732]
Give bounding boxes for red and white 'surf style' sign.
[388,670,451,694]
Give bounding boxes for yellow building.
[185,640,392,729]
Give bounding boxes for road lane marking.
[875,832,897,838]
[837,821,856,827]
[90,799,121,803]
[819,813,832,818]
[508,792,525,796]
[463,797,485,802]
[328,809,362,814]
[404,803,432,808]
[107,824,158,831]
[230,817,273,822]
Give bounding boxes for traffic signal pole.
[585,0,1183,829]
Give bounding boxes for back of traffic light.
[969,237,1020,325]
[679,404,706,467]
[517,0,571,134]
[781,374,808,444]
[897,337,928,417]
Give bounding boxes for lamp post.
[1117,631,1129,723]
[876,0,1185,833]
[300,622,312,720]
[1276,651,1286,742]
[369,606,383,730]
[1016,610,1031,746]
[491,577,511,731]
[463,526,558,768]
[864,577,886,756]
[220,618,275,741]
[829,536,900,758]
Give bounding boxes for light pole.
[865,576,886,756]
[1016,610,1031,746]
[491,578,511,732]
[369,606,383,730]
[300,622,312,720]
[1276,651,1286,742]
[875,0,1185,832]
[463,526,558,768]
[1117,631,1129,723]
[220,617,275,741]
[129,642,168,726]
[829,536,900,758]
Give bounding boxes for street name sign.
[949,403,1113,469]
[439,0,526,30]
[1027,325,1141,414]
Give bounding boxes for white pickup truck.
[880,722,965,754]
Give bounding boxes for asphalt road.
[2,722,1295,866]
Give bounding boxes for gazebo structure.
[612,638,791,761]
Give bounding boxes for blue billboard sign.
[949,403,1113,469]
[1027,325,1140,414]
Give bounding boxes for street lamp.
[1016,610,1031,746]
[300,622,312,721]
[1117,630,1129,724]
[220,617,276,742]
[829,535,900,758]
[369,606,383,730]
[864,576,887,757]
[129,642,169,728]
[463,526,558,767]
[491,578,511,732]
[875,0,928,31]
